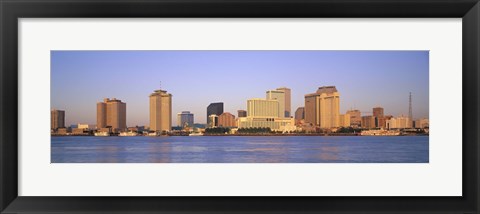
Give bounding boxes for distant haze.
[51,50,429,127]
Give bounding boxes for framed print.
[1,0,479,213]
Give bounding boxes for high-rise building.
[276,87,291,117]
[346,109,361,127]
[177,111,194,127]
[237,110,247,118]
[51,109,65,130]
[361,115,375,129]
[207,102,223,126]
[149,90,172,132]
[294,107,305,125]
[97,98,127,132]
[303,86,340,128]
[247,99,279,118]
[218,112,236,127]
[373,107,385,128]
[266,89,285,118]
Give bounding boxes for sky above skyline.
[51,50,429,127]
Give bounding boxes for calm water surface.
[51,136,428,163]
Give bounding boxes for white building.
[386,116,412,129]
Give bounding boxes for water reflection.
[51,136,429,163]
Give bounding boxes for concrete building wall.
[96,98,126,132]
[361,115,376,129]
[149,90,172,132]
[346,109,361,127]
[304,94,317,125]
[339,114,351,127]
[276,87,291,117]
[247,99,279,118]
[51,109,65,130]
[266,90,285,118]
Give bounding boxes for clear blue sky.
[51,50,429,127]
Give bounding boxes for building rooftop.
[316,86,338,94]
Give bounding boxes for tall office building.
[247,99,279,118]
[237,110,247,118]
[373,107,385,128]
[218,112,236,127]
[304,86,340,128]
[266,89,285,118]
[361,115,376,129]
[346,109,361,127]
[276,87,291,117]
[177,111,194,127]
[207,102,224,126]
[97,98,127,132]
[51,109,65,130]
[294,107,305,125]
[266,87,291,118]
[149,90,172,132]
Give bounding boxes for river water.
[51,136,428,163]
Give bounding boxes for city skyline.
[51,50,429,126]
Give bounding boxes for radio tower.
[408,92,413,125]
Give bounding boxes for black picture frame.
[1,0,479,213]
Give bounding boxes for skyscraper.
[304,86,340,128]
[177,111,194,127]
[266,89,285,118]
[361,115,376,129]
[149,90,172,132]
[97,98,127,132]
[276,87,292,117]
[373,107,385,128]
[51,109,65,130]
[207,102,224,126]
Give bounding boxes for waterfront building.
[295,107,305,125]
[247,99,279,118]
[218,112,236,127]
[263,87,291,119]
[97,98,127,132]
[149,89,172,132]
[207,102,224,127]
[237,110,247,118]
[237,98,295,132]
[361,115,376,129]
[373,107,385,128]
[304,86,340,128]
[386,116,412,129]
[266,89,285,118]
[208,114,219,127]
[346,109,361,127]
[339,114,351,127]
[51,109,65,130]
[237,117,296,132]
[78,124,95,130]
[177,111,194,128]
[415,118,429,128]
[276,87,292,117]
